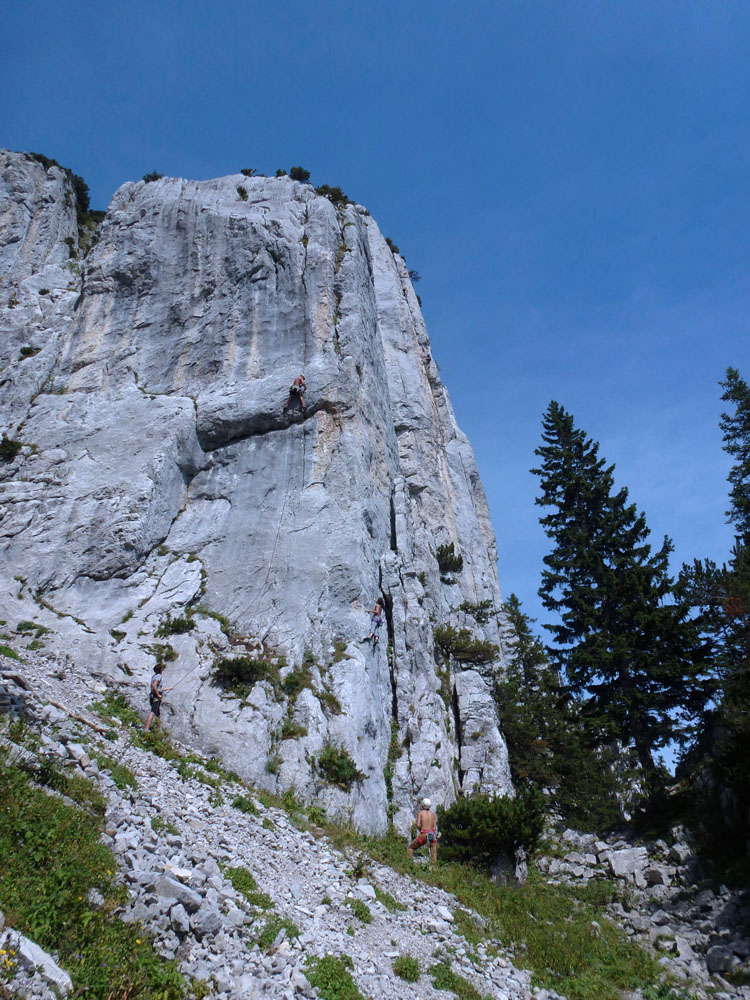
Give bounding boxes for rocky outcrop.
[537,827,750,996]
[0,150,511,833]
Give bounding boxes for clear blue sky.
[3,0,749,631]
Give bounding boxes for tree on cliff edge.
[532,401,707,780]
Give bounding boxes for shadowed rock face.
[0,150,512,832]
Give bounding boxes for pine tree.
[678,368,750,864]
[720,367,750,543]
[532,401,707,778]
[495,594,623,829]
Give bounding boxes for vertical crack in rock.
[451,681,465,789]
[389,491,398,553]
[381,588,399,723]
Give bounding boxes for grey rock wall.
[0,149,512,832]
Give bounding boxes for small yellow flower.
[135,939,141,945]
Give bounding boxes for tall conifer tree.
[678,368,750,860]
[532,401,705,776]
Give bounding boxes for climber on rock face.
[284,374,306,415]
[407,798,438,863]
[360,600,384,647]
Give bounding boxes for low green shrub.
[225,866,274,910]
[315,184,352,206]
[237,184,248,201]
[282,663,313,701]
[307,803,328,825]
[257,914,299,950]
[265,755,281,775]
[150,815,179,836]
[212,654,279,696]
[433,624,499,666]
[241,168,256,177]
[435,541,463,575]
[142,171,163,183]
[317,689,342,715]
[438,788,546,868]
[280,718,308,740]
[289,166,311,182]
[316,745,364,790]
[0,645,22,661]
[155,613,194,637]
[19,345,40,358]
[385,237,400,256]
[345,897,372,924]
[0,435,22,463]
[393,955,420,982]
[232,794,258,815]
[305,954,363,1000]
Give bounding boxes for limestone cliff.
[0,150,512,832]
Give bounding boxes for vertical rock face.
[0,150,512,832]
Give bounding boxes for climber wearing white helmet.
[407,797,438,863]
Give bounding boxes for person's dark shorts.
[149,698,161,717]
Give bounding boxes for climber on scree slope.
[407,798,438,863]
[360,600,384,647]
[284,374,306,415]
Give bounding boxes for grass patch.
[181,753,240,784]
[453,907,484,946]
[232,794,258,815]
[374,886,406,912]
[224,866,274,910]
[0,644,22,661]
[192,605,232,636]
[35,756,107,815]
[392,955,420,982]
[305,954,363,1000]
[176,760,220,788]
[256,914,300,950]
[282,662,313,701]
[331,639,348,662]
[345,897,372,924]
[16,620,48,637]
[430,960,483,1000]
[93,753,137,790]
[151,815,179,836]
[280,718,308,740]
[0,436,23,463]
[317,689,342,715]
[307,803,328,825]
[0,753,185,998]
